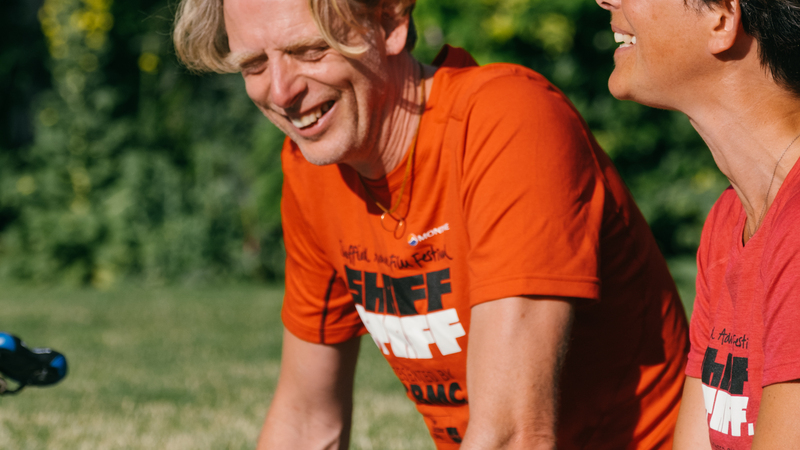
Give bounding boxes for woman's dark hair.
[694,0,800,96]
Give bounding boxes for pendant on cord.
[380,212,406,239]
[359,60,425,241]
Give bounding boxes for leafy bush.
[0,0,285,286]
[0,0,727,286]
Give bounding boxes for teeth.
[290,101,333,129]
[614,32,636,47]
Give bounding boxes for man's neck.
[350,53,429,180]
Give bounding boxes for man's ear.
[707,0,742,54]
[381,10,410,56]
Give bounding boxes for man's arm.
[751,381,800,448]
[673,376,712,450]
[257,328,360,450]
[460,296,575,450]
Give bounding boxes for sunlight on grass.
[0,275,695,449]
[0,284,432,449]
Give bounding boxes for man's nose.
[269,57,305,110]
[595,0,620,11]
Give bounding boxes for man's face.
[595,0,710,109]
[224,0,390,166]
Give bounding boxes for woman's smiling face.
[596,0,715,110]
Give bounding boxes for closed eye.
[240,54,267,75]
[283,38,331,62]
[298,45,330,61]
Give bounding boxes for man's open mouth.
[290,100,335,129]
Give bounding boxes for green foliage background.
[0,0,728,288]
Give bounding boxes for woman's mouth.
[614,32,637,48]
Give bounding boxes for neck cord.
[748,130,800,239]
[359,62,426,237]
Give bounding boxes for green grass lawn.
[0,284,433,450]
[0,261,697,449]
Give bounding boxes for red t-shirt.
[281,46,689,449]
[687,160,800,449]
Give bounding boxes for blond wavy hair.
[173,0,416,73]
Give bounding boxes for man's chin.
[295,142,347,167]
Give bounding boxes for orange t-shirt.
[280,46,689,449]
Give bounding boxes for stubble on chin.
[296,144,345,166]
[294,127,361,167]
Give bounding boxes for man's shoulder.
[433,45,548,86]
[431,46,562,120]
[441,63,552,94]
[445,63,552,95]
[433,65,568,125]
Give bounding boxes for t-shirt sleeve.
[761,197,800,386]
[458,73,604,306]
[280,142,366,344]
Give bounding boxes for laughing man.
[174,0,689,448]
